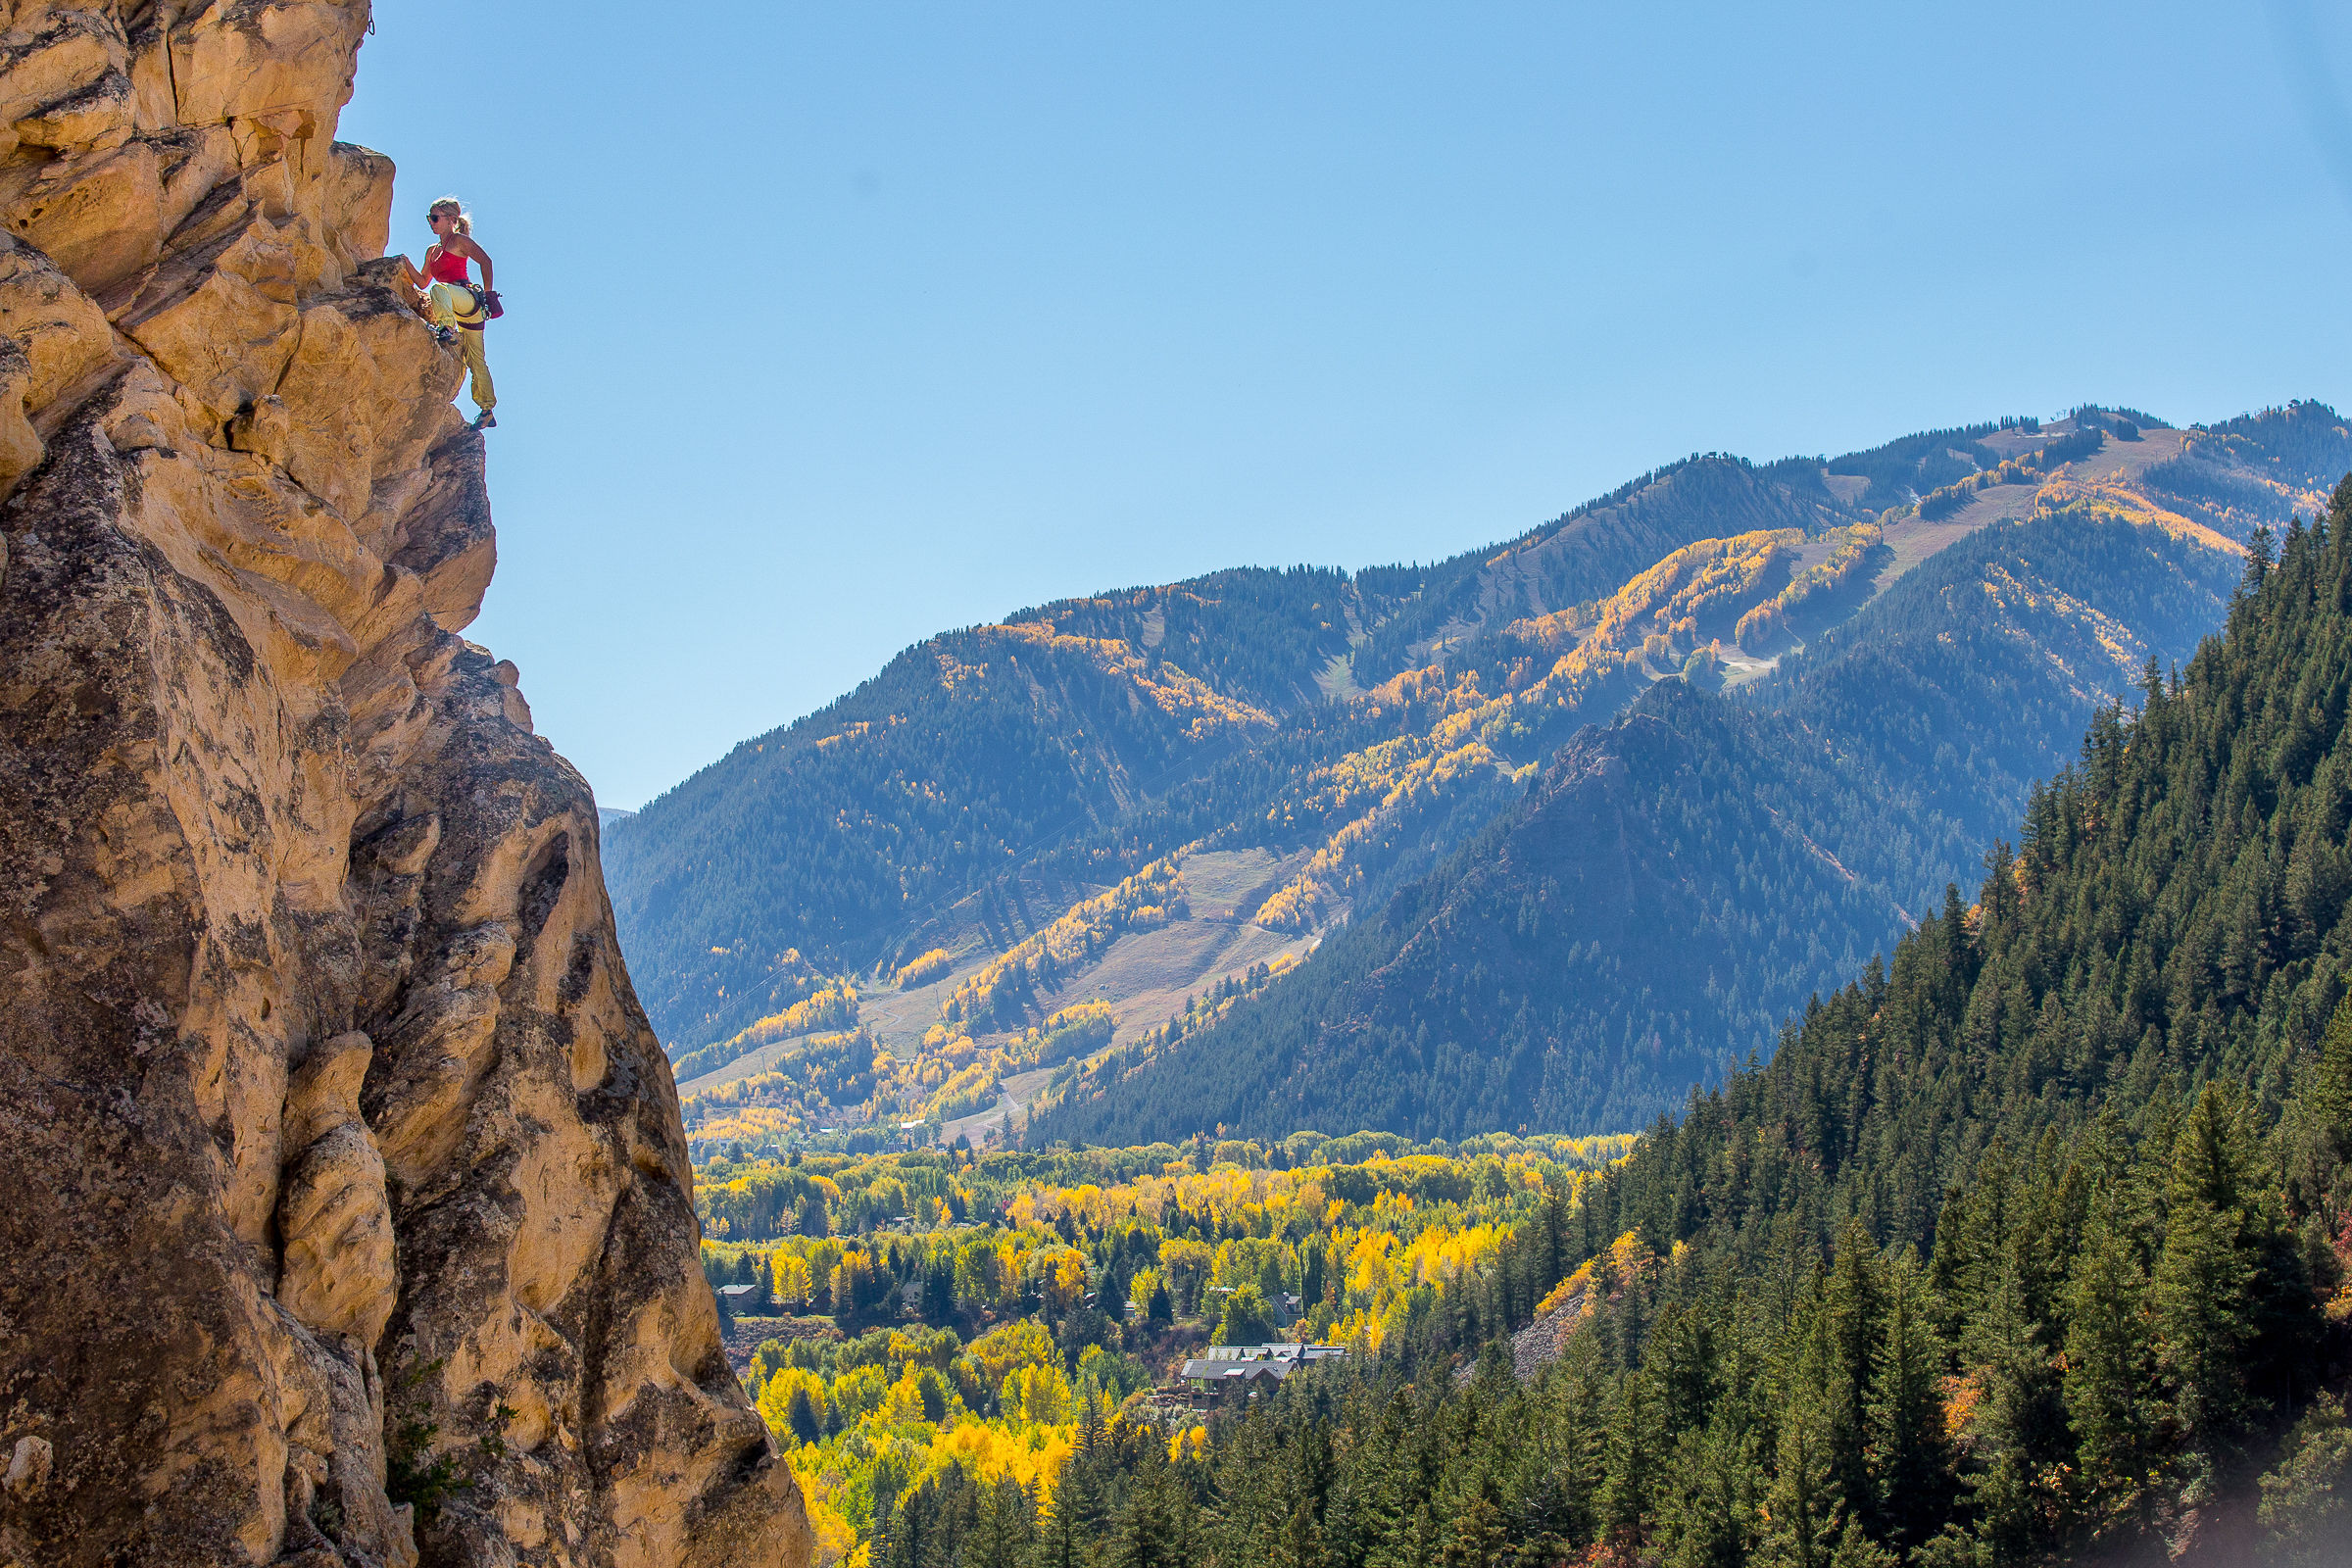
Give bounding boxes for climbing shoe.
[431,325,457,346]
[472,411,497,430]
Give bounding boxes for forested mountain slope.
[1032,502,2248,1143]
[604,571,1323,1046]
[607,453,1864,1049]
[612,404,2349,1158]
[1388,473,2352,1563]
[876,475,2352,1568]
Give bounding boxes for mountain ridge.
[609,403,2350,1157]
[1030,498,2250,1143]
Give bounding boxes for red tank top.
[427,246,471,284]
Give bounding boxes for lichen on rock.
[0,6,809,1566]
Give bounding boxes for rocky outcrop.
[0,5,809,1566]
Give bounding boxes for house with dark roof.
[1176,1344,1345,1407]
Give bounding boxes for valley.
[693,478,2352,1568]
[5,5,2343,1565]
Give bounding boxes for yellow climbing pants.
[425,281,496,414]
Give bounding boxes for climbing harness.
[424,245,501,323]
[440,281,490,328]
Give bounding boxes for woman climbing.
[400,197,500,429]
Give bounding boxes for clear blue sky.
[345,2,2352,809]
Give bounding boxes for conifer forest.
[679,461,2352,1566]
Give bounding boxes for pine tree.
[1038,1426,1107,1568]
[2319,995,2352,1159]
[2150,1084,2266,1480]
[968,1478,1038,1568]
[2062,1201,2153,1528]
[1545,1336,1612,1552]
[1660,1388,1764,1568]
[784,1383,822,1448]
[2257,1392,2352,1566]
[1819,1221,1885,1533]
[1962,1245,2063,1562]
[1760,1389,1841,1568]
[2152,1193,2255,1475]
[1336,1393,1415,1568]
[1438,1492,1508,1568]
[1867,1248,1949,1551]
[1826,1516,1894,1568]
[1109,1446,1194,1568]
[1262,1450,1329,1568]
[1597,1370,1665,1554]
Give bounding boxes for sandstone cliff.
[0,5,809,1566]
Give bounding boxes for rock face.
[0,6,809,1566]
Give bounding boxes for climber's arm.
[453,234,493,291]
[394,254,434,315]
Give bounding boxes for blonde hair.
[428,197,471,236]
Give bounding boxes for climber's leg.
[459,327,495,421]
[424,281,463,330]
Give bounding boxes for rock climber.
[399,196,500,430]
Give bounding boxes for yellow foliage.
[1252,535,1809,933]
[1031,1001,1114,1038]
[1399,1221,1505,1287]
[771,1250,812,1307]
[1157,1238,1214,1305]
[1604,1229,1657,1290]
[999,1361,1072,1426]
[893,949,953,989]
[2032,474,2241,557]
[788,1453,860,1568]
[829,1363,889,1427]
[1534,1258,1596,1320]
[965,1320,1058,1392]
[929,1417,1074,1498]
[757,1366,829,1442]
[1036,1248,1090,1315]
[682,1102,805,1145]
[1968,559,2149,678]
[710,984,861,1057]
[1129,1265,1163,1307]
[1734,522,1882,655]
[881,1365,943,1426]
[720,1129,1644,1562]
[984,621,1275,738]
[1345,1230,1398,1298]
[1342,1304,1395,1352]
[1941,1369,1986,1444]
[926,1061,999,1121]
